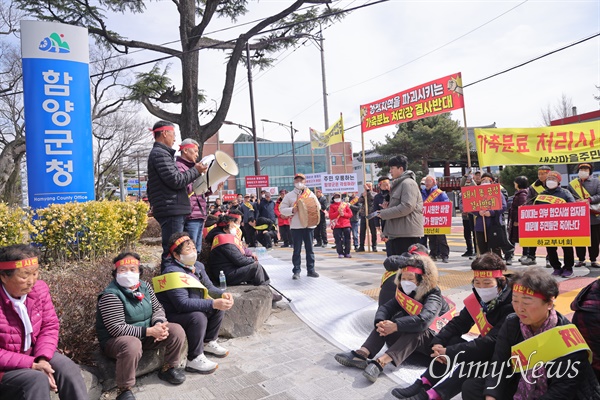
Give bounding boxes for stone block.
[50,366,102,400]
[219,285,272,338]
[93,341,187,391]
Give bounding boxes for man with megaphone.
[147,120,208,265]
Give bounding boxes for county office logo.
[39,32,70,54]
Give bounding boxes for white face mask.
[475,286,499,303]
[401,280,417,294]
[579,171,590,180]
[230,226,240,237]
[333,198,341,203]
[295,182,305,190]
[546,180,558,189]
[116,271,140,288]
[481,181,491,185]
[180,252,197,266]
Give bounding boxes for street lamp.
[261,119,298,176]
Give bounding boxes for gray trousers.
[0,352,87,400]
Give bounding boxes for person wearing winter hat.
[568,163,600,269]
[391,252,514,400]
[334,253,449,383]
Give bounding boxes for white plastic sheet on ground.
[261,254,426,385]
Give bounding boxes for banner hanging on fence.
[518,203,591,247]
[359,72,465,132]
[475,121,600,167]
[423,202,453,235]
[460,184,503,213]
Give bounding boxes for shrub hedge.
[0,201,148,262]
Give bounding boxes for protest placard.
[518,203,591,247]
[321,173,359,194]
[461,184,503,212]
[423,201,453,234]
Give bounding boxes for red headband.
[228,213,242,220]
[150,126,174,133]
[169,236,190,254]
[0,257,38,270]
[474,270,504,279]
[513,284,546,300]
[179,143,197,151]
[114,258,140,268]
[402,266,423,275]
[217,221,229,227]
[407,245,428,257]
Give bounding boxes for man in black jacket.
[147,120,208,263]
[314,189,329,248]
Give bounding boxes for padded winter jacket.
[0,280,59,381]
[147,142,200,219]
[176,156,207,221]
[379,170,424,239]
[157,260,224,315]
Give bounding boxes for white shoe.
[518,255,528,263]
[204,340,229,358]
[185,354,218,374]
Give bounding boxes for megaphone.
[193,150,239,195]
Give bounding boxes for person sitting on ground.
[391,252,514,400]
[155,233,234,375]
[0,244,88,400]
[462,267,600,400]
[334,253,449,383]
[329,192,353,258]
[249,216,278,249]
[206,215,281,301]
[379,244,430,306]
[96,252,187,400]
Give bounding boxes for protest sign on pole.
[460,184,504,213]
[321,173,359,194]
[518,203,591,247]
[423,202,453,234]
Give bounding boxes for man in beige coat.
[376,155,423,256]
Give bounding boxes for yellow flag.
[310,116,344,149]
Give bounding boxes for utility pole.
[290,121,297,176]
[319,25,332,175]
[246,42,260,176]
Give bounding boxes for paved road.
[119,229,597,400]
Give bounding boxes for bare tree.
[15,0,345,154]
[0,43,25,204]
[89,47,151,199]
[540,93,574,125]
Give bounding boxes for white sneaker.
[185,354,218,374]
[204,340,229,358]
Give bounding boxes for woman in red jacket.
[0,244,87,400]
[330,193,353,258]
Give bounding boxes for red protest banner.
[518,203,591,247]
[359,73,465,132]
[460,184,503,213]
[245,175,269,189]
[222,193,237,202]
[423,201,453,235]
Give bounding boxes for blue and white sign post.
[21,20,94,209]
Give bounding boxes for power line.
[0,0,389,99]
[331,0,530,95]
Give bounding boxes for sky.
[94,0,600,153]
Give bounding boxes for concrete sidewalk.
[116,244,598,400]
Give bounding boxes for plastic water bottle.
[219,271,227,290]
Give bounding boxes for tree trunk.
[0,137,26,204]
[179,0,202,156]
